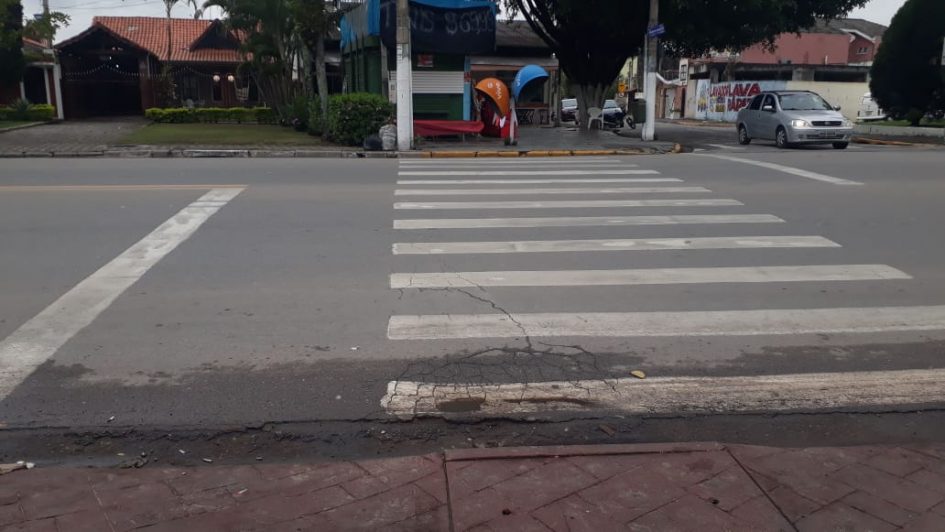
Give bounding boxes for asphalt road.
[2,140,945,457]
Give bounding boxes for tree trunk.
[574,84,607,129]
[301,41,315,98]
[315,34,329,118]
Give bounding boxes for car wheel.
[775,127,790,149]
[737,125,751,145]
[832,142,849,150]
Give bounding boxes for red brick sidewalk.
[3,442,945,531]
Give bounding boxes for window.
[748,95,764,111]
[762,94,776,110]
[856,46,870,55]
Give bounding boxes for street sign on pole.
[647,24,666,39]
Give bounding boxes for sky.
[28,0,908,43]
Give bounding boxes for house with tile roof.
[56,16,259,118]
[1,36,64,119]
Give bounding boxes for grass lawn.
[0,121,40,131]
[121,123,330,146]
[865,119,945,128]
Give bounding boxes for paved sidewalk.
[0,118,147,155]
[3,442,945,531]
[0,118,679,158]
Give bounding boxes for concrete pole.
[396,0,414,151]
[642,0,659,141]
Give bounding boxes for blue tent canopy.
[512,65,550,101]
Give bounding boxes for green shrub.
[0,100,55,121]
[9,98,32,120]
[27,104,56,121]
[326,93,393,146]
[144,107,277,124]
[254,107,277,124]
[280,95,310,131]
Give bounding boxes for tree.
[505,0,868,123]
[22,11,70,44]
[205,0,303,114]
[0,0,24,86]
[869,0,945,125]
[205,0,340,126]
[290,0,332,120]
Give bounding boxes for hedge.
[144,107,278,124]
[325,93,394,146]
[0,103,56,121]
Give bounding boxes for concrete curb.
[0,122,46,134]
[0,147,670,159]
[852,136,942,147]
[444,442,726,462]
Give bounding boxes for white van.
[857,92,887,122]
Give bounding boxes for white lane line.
[399,163,634,169]
[397,178,681,185]
[394,187,710,196]
[400,158,623,165]
[392,235,839,255]
[395,199,742,210]
[0,187,244,400]
[706,144,745,151]
[399,170,660,176]
[387,305,945,340]
[698,154,863,186]
[394,214,785,230]
[390,265,910,289]
[382,368,945,417]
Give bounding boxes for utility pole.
[396,0,414,151]
[642,0,659,141]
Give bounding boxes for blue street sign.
[647,24,666,38]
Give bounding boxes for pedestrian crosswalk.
[388,156,922,342]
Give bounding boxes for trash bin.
[631,99,647,124]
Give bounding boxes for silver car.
[736,90,854,149]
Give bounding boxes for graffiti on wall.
[695,80,787,121]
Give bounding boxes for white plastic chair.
[586,107,603,130]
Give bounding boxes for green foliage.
[325,93,393,146]
[204,0,335,111]
[255,107,278,124]
[661,0,870,56]
[505,0,868,116]
[0,100,55,121]
[0,0,25,85]
[282,94,311,130]
[144,107,277,124]
[870,0,945,125]
[22,11,70,43]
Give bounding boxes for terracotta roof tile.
[92,16,243,63]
